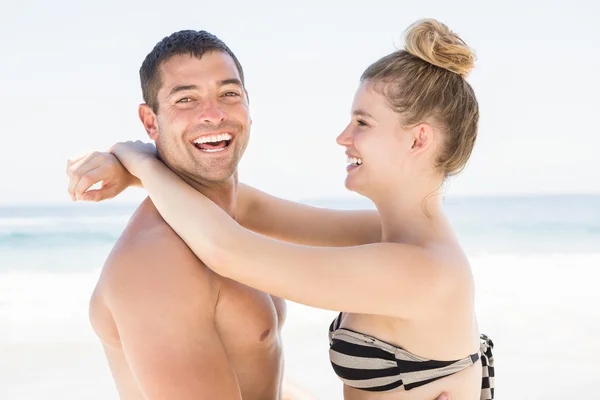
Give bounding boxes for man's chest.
[214,276,287,349]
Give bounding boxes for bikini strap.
[480,334,495,400]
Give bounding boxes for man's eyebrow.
[352,109,374,119]
[168,85,198,96]
[219,78,243,87]
[167,80,242,96]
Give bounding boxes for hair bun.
[404,19,475,78]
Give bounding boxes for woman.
[71,19,494,400]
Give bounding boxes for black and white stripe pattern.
[328,313,495,399]
[479,334,495,400]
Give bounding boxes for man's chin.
[192,166,238,185]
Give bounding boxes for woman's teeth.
[346,156,363,166]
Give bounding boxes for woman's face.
[336,81,426,197]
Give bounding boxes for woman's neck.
[373,180,447,244]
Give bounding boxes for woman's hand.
[66,151,141,202]
[109,141,158,178]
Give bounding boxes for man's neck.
[176,170,238,219]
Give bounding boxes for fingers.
[66,151,91,169]
[67,153,98,200]
[67,152,95,201]
[66,151,113,201]
[78,186,119,202]
[66,151,95,178]
[72,166,103,200]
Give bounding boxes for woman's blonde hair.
[361,19,479,176]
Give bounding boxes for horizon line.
[0,192,598,208]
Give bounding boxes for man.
[67,30,449,400]
[73,30,288,400]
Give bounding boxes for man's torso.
[89,198,287,399]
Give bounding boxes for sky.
[1,0,598,205]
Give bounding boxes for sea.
[1,194,599,399]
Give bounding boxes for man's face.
[142,51,250,183]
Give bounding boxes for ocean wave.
[0,214,130,248]
[0,230,120,247]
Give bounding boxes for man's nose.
[198,101,226,125]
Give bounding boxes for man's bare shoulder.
[96,197,218,306]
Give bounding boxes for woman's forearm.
[137,159,236,267]
[234,183,260,229]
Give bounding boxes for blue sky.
[1,0,598,204]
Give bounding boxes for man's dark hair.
[139,30,245,113]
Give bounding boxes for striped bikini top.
[328,313,495,398]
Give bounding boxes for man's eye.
[357,119,368,126]
[177,97,192,103]
[223,92,240,97]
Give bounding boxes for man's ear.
[138,104,159,140]
[245,89,252,126]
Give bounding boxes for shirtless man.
[70,30,290,400]
[67,30,450,400]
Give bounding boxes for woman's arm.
[66,152,380,247]
[133,157,464,318]
[237,184,381,247]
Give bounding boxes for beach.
[1,195,599,399]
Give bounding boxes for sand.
[2,253,599,399]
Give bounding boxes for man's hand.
[66,151,140,202]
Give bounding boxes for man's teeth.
[346,156,363,166]
[193,133,233,144]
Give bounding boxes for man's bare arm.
[102,225,241,400]
[236,184,381,247]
